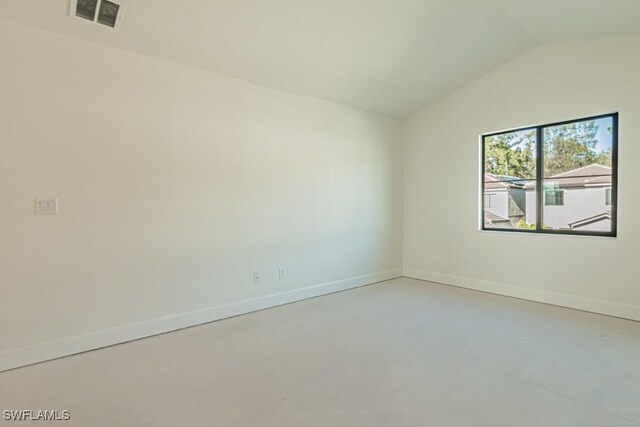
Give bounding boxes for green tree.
[486,120,612,180]
[543,120,607,176]
[592,148,612,167]
[515,218,551,230]
[485,130,536,178]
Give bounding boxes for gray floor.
[1,278,639,426]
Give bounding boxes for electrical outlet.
[462,257,469,267]
[278,268,287,280]
[253,272,261,284]
[35,197,59,215]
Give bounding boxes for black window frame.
[481,112,618,237]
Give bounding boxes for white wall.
[0,20,402,371]
[404,34,640,321]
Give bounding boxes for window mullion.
[535,126,543,231]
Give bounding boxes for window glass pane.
[542,117,614,232]
[544,188,564,206]
[98,0,120,27]
[482,114,616,235]
[76,0,98,21]
[483,129,536,230]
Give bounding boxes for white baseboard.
[404,268,640,322]
[0,269,402,373]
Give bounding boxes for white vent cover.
[70,0,126,29]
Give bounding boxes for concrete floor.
[1,278,639,426]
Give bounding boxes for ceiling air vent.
[70,0,126,29]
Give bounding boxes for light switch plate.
[35,198,59,215]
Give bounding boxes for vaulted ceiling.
[2,0,640,117]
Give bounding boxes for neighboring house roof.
[484,211,511,225]
[583,175,612,186]
[524,164,612,189]
[484,173,529,190]
[569,211,612,229]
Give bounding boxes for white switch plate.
[253,272,261,285]
[35,198,59,215]
[278,268,287,280]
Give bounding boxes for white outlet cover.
[35,198,59,215]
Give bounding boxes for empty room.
[1,0,639,425]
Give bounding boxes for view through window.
[482,113,617,236]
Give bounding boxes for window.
[482,113,617,236]
[484,194,493,208]
[71,0,126,29]
[544,189,564,206]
